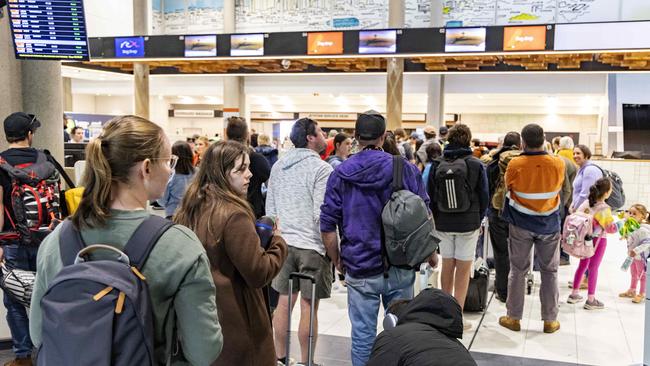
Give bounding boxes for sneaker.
[4,357,32,366]
[495,293,507,303]
[619,290,636,298]
[277,357,295,366]
[567,293,584,304]
[543,320,561,334]
[633,294,645,303]
[584,298,604,310]
[567,279,588,290]
[498,316,521,332]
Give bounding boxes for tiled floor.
[284,233,645,366]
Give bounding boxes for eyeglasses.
[150,155,178,170]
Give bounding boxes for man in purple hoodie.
[320,111,432,366]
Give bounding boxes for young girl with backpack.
[618,204,650,303]
[567,178,618,310]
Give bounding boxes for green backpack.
[491,150,522,211]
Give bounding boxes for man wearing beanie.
[267,118,333,366]
[320,111,433,366]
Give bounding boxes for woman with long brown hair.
[175,140,288,366]
[29,115,223,365]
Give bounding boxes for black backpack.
[432,156,472,213]
[0,151,62,246]
[595,165,625,210]
[37,216,172,366]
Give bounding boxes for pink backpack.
[561,211,595,259]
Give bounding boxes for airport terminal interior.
[1,0,650,365]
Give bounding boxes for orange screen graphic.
[503,26,546,51]
[308,32,344,55]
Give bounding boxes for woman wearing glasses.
[175,141,288,366]
[29,115,223,365]
[159,141,195,219]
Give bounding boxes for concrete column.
[133,1,150,119]
[606,74,623,155]
[63,77,73,112]
[386,0,405,130]
[0,14,23,152]
[223,0,245,119]
[22,61,64,163]
[427,0,445,127]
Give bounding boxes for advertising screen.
[503,26,546,51]
[185,35,217,57]
[555,22,650,51]
[8,0,89,60]
[358,30,397,54]
[307,32,343,55]
[230,34,264,56]
[445,27,486,52]
[115,37,145,58]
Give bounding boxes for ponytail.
[71,115,166,229]
[588,178,612,208]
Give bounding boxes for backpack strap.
[59,220,87,266]
[43,149,75,189]
[392,155,404,192]
[123,216,173,270]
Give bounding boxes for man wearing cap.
[439,126,449,146]
[0,112,44,366]
[416,126,438,170]
[267,118,333,366]
[320,111,433,366]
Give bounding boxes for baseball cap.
[355,110,386,141]
[439,126,449,136]
[290,118,315,148]
[423,125,437,135]
[4,112,41,139]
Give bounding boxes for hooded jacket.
[427,146,489,233]
[320,149,428,278]
[266,148,333,255]
[255,145,279,167]
[367,288,477,366]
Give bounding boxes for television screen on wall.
[503,26,546,51]
[230,34,264,56]
[445,27,486,52]
[307,32,344,55]
[115,37,145,58]
[358,30,397,54]
[184,35,217,57]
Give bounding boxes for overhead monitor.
[358,30,397,54]
[184,35,217,57]
[503,26,547,51]
[8,0,89,60]
[555,22,650,51]
[307,32,343,55]
[230,33,264,56]
[445,27,486,52]
[114,37,145,58]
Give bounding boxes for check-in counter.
[592,158,650,208]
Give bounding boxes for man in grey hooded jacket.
[267,118,333,366]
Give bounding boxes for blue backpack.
[36,216,172,366]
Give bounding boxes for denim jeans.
[3,243,38,358]
[345,267,415,366]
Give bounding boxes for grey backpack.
[382,156,439,269]
[37,216,172,366]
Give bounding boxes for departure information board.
[7,0,89,60]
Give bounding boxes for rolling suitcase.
[464,218,490,312]
[286,272,316,366]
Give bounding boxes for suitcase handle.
[289,272,316,283]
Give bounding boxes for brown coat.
[195,208,287,366]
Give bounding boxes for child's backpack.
[432,156,473,213]
[491,150,522,211]
[36,216,172,366]
[561,211,595,259]
[0,151,62,246]
[382,156,439,269]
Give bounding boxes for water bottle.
[255,216,275,250]
[621,256,634,272]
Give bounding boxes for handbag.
[0,262,35,308]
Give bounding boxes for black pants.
[489,215,510,299]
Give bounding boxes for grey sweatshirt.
[266,148,333,255]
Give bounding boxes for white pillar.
[133,1,150,119]
[386,0,405,130]
[223,0,245,119]
[427,0,445,127]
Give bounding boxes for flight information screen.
[7,0,89,60]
